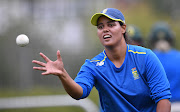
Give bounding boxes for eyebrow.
[107,20,116,23]
[97,20,116,26]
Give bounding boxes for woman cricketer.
[32,8,171,112]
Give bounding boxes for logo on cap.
[102,9,108,14]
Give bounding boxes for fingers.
[42,71,49,75]
[57,50,62,61]
[32,59,46,71]
[40,52,50,62]
[32,60,46,66]
[33,67,46,71]
[33,67,49,75]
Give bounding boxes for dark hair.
[119,21,130,44]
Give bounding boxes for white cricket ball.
[16,34,29,47]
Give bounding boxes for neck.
[105,42,127,68]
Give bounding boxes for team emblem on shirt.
[131,67,140,80]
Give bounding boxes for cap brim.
[91,13,124,26]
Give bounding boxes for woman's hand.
[32,50,83,99]
[32,50,65,76]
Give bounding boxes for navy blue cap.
[91,8,125,26]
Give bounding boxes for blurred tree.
[147,0,180,20]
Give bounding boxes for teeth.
[104,35,111,39]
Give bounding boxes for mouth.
[103,35,112,39]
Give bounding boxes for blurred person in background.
[126,25,145,47]
[32,8,171,112]
[148,21,180,102]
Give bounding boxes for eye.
[97,25,103,29]
[108,23,115,27]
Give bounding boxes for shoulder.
[170,49,180,55]
[153,49,180,59]
[127,45,158,68]
[127,44,153,56]
[168,49,180,60]
[90,50,106,62]
[82,50,107,67]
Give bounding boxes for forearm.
[58,69,83,100]
[156,99,171,112]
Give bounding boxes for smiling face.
[97,16,126,48]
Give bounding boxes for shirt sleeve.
[74,60,96,99]
[145,49,171,103]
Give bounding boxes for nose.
[103,26,109,33]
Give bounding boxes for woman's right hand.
[32,50,65,76]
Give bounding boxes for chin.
[104,43,115,48]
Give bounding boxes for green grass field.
[0,87,99,112]
[0,107,84,112]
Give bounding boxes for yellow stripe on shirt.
[128,45,146,54]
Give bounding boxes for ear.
[121,24,126,33]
